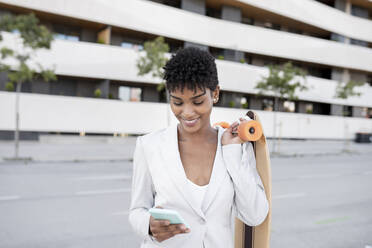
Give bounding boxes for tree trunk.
[14,82,21,159]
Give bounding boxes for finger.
[163,224,185,232]
[227,124,238,135]
[159,224,187,235]
[231,121,239,127]
[155,219,170,227]
[155,206,163,209]
[231,121,240,129]
[156,232,174,243]
[173,227,191,235]
[158,224,178,233]
[176,224,187,231]
[178,228,191,234]
[232,135,244,144]
[151,221,170,233]
[171,229,184,236]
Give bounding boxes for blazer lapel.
[201,126,228,214]
[160,123,206,220]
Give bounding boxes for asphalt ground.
[0,142,371,248]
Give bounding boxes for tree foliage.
[136,36,169,91]
[255,62,308,101]
[335,80,365,99]
[0,13,56,89]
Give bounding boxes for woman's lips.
[182,118,200,127]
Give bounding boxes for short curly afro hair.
[163,47,219,94]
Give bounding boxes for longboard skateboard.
[215,110,272,248]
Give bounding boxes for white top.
[187,178,209,209]
[129,123,269,248]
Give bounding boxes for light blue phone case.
[149,208,190,228]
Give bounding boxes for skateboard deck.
[234,110,272,248]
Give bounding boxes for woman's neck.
[177,124,217,143]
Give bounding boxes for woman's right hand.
[149,206,191,243]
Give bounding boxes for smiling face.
[169,86,220,134]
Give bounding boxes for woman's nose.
[181,104,196,117]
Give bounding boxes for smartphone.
[149,208,190,228]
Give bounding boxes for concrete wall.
[181,0,208,50]
[1,91,372,139]
[235,0,372,43]
[2,1,372,72]
[221,5,244,62]
[1,33,371,108]
[5,0,372,42]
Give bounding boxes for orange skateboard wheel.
[213,121,230,129]
[237,120,262,141]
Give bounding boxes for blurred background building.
[0,0,371,140]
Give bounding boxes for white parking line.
[0,195,20,201]
[72,175,131,181]
[273,193,306,199]
[75,188,131,196]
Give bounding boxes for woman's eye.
[173,102,183,106]
[194,101,204,105]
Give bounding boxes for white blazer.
[129,123,269,248]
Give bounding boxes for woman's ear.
[212,86,220,103]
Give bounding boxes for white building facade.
[0,0,371,140]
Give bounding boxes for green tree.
[334,75,365,152]
[94,88,102,98]
[136,36,170,124]
[137,36,169,87]
[0,13,56,160]
[255,62,308,153]
[335,80,365,99]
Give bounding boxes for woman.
[129,47,269,248]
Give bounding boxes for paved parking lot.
[0,139,371,248]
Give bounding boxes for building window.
[367,74,372,87]
[242,16,254,25]
[150,0,181,8]
[119,86,142,102]
[206,7,221,19]
[283,100,295,112]
[52,24,80,41]
[351,39,368,47]
[119,86,130,101]
[368,108,372,119]
[241,97,249,109]
[130,88,142,102]
[53,33,79,41]
[361,107,368,118]
[263,98,273,111]
[121,42,143,51]
[305,103,313,114]
[343,106,352,117]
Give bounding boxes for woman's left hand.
[221,118,245,146]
